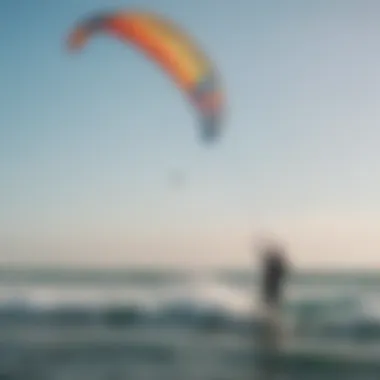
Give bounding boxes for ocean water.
[0,267,380,379]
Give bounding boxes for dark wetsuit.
[261,251,286,307]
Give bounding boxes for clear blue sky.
[1,0,380,268]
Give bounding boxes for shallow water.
[1,267,380,379]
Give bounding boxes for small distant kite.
[168,170,186,189]
[67,9,224,144]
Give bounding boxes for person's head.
[259,240,285,263]
[253,232,287,265]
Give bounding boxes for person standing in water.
[252,241,289,380]
[259,242,289,343]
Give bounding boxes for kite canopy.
[68,10,224,143]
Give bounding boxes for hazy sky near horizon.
[1,0,380,269]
